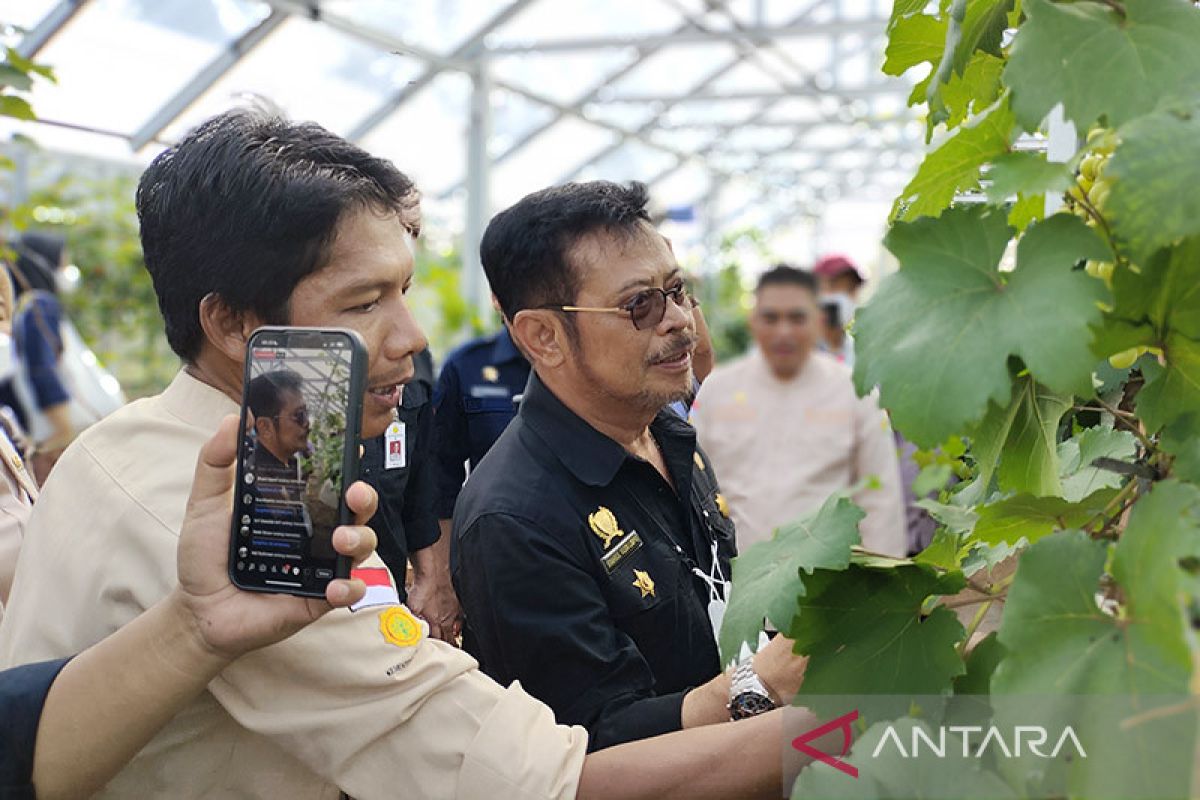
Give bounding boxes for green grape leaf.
[1136,332,1200,432]
[1003,0,1200,131]
[0,64,33,92]
[719,495,863,665]
[970,376,1072,498]
[0,95,35,121]
[914,527,962,570]
[892,96,1015,221]
[1161,414,1200,483]
[984,151,1072,203]
[960,539,1018,577]
[971,488,1117,547]
[1057,425,1137,502]
[938,52,1004,131]
[954,631,1006,695]
[1006,192,1044,231]
[1107,235,1200,342]
[993,483,1200,798]
[791,719,1018,800]
[915,498,979,534]
[790,564,967,703]
[953,0,1015,73]
[1107,103,1200,264]
[883,13,946,76]
[912,462,952,496]
[890,0,933,28]
[856,209,1108,447]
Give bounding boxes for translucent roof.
[2,0,925,272]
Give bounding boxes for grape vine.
[718,0,1200,796]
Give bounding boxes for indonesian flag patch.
[350,567,400,612]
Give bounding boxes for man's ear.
[511,309,569,369]
[198,293,264,365]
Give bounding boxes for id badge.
[384,421,406,470]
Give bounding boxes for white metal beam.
[15,0,88,60]
[129,10,286,151]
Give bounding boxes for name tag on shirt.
[602,530,643,573]
[469,385,511,399]
[385,422,406,470]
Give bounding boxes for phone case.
[230,326,368,598]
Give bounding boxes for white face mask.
[821,292,857,325]
[0,333,13,381]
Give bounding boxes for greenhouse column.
[463,60,493,325]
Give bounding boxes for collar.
[520,371,696,489]
[489,326,524,365]
[160,368,240,432]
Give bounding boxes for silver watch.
[728,660,778,720]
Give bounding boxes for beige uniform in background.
[0,426,36,623]
[690,349,906,557]
[0,370,585,800]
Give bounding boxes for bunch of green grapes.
[1066,127,1119,285]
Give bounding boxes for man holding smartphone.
[0,110,830,799]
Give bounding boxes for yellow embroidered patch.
[694,451,705,471]
[588,506,624,548]
[715,493,731,518]
[632,569,656,598]
[379,606,423,648]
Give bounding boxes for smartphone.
[230,326,368,597]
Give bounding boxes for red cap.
[812,254,864,283]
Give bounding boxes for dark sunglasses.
[273,407,309,427]
[547,283,691,331]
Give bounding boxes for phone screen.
[231,328,365,596]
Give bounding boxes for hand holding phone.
[230,327,368,597]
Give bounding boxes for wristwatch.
[728,660,778,721]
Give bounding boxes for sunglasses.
[547,283,691,331]
[273,407,309,427]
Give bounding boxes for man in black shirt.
[452,181,806,751]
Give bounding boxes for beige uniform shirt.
[0,427,36,622]
[690,350,906,556]
[0,370,586,800]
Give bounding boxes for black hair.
[135,108,421,361]
[756,264,819,294]
[9,231,64,297]
[480,180,653,321]
[246,369,304,420]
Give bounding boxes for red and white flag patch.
[350,567,400,612]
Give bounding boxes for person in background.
[362,348,461,642]
[0,268,37,621]
[690,265,906,556]
[453,181,808,751]
[0,415,380,800]
[811,253,865,366]
[5,233,76,484]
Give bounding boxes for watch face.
[731,692,776,720]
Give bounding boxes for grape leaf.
[984,151,1072,203]
[892,97,1015,221]
[1003,0,1200,131]
[0,95,35,121]
[790,564,967,705]
[1106,103,1200,263]
[1005,192,1043,232]
[1057,425,1137,502]
[883,13,946,76]
[1108,237,1200,340]
[857,207,1108,448]
[953,0,1015,73]
[790,719,1017,800]
[916,498,979,534]
[1136,333,1200,432]
[890,0,933,28]
[915,527,962,570]
[718,495,863,665]
[971,488,1117,547]
[1161,414,1200,483]
[960,539,1018,577]
[938,52,1005,131]
[954,631,1006,695]
[993,484,1200,798]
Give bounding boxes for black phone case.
[229,326,368,598]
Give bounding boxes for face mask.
[821,292,857,325]
[0,333,14,381]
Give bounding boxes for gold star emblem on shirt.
[632,569,656,598]
[588,506,624,549]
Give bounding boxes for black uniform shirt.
[452,372,737,751]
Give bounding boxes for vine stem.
[1096,396,1155,453]
[939,592,1006,611]
[956,599,995,658]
